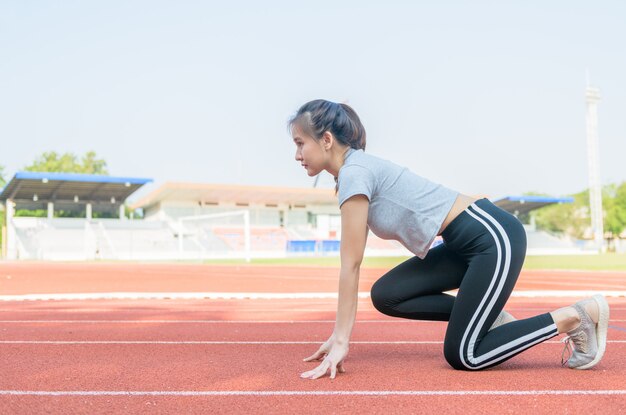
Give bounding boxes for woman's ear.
[321,131,334,150]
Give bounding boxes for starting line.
[1,290,626,301]
[1,390,625,396]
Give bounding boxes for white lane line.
[1,290,626,301]
[0,340,440,345]
[3,309,626,314]
[0,390,625,396]
[0,292,368,301]
[0,320,432,324]
[0,340,624,345]
[0,319,624,324]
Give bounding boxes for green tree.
[80,151,108,175]
[605,182,626,237]
[24,151,108,175]
[530,189,590,239]
[0,164,6,188]
[529,182,626,240]
[616,183,626,231]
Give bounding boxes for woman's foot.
[559,294,610,370]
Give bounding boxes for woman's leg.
[372,198,609,370]
[443,200,559,371]
[370,243,468,321]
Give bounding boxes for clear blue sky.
[1,1,625,202]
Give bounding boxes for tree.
[529,182,626,240]
[23,151,108,175]
[605,182,626,237]
[80,151,108,175]
[530,189,590,239]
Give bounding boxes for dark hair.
[289,99,366,151]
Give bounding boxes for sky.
[1,1,625,203]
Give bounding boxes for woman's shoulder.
[342,149,384,169]
[345,150,404,175]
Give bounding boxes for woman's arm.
[300,194,369,380]
[333,194,370,344]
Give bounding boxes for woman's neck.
[326,146,352,178]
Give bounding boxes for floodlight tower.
[585,81,604,252]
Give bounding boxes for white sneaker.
[561,294,610,370]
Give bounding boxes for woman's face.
[292,124,326,177]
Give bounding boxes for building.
[1,173,580,260]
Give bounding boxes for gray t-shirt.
[337,148,459,259]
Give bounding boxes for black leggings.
[370,198,558,370]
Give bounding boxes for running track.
[1,263,625,414]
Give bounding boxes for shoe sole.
[575,294,610,370]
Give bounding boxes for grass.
[522,253,626,271]
[200,253,626,271]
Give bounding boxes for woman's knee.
[370,278,394,315]
[443,338,479,371]
[443,342,465,370]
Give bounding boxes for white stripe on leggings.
[459,203,556,369]
[458,204,507,368]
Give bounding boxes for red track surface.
[1,262,625,414]
[2,262,626,294]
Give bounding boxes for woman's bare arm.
[300,194,369,379]
[333,194,369,344]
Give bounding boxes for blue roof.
[0,171,153,204]
[492,195,575,216]
[14,171,152,185]
[492,195,575,204]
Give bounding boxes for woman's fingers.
[337,360,346,373]
[330,363,337,379]
[301,360,326,379]
[301,343,348,380]
[300,369,314,378]
[303,344,330,362]
[300,365,320,379]
[301,359,345,380]
[309,361,330,380]
[330,360,347,379]
[303,350,326,362]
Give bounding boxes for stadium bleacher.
[1,174,596,261]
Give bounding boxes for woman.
[291,99,610,379]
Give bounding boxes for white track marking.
[0,390,625,396]
[0,340,440,345]
[0,319,623,323]
[0,292,369,301]
[0,320,434,324]
[1,290,626,301]
[0,340,624,345]
[3,309,626,314]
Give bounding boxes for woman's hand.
[300,335,349,380]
